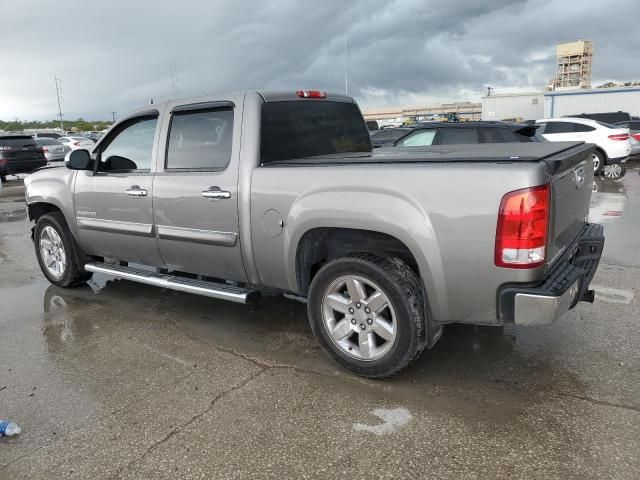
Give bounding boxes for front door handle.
[125,185,148,197]
[201,187,231,200]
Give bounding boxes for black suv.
[0,135,47,182]
[382,121,541,148]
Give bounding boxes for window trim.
[163,106,235,173]
[95,113,159,174]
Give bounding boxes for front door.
[74,113,165,267]
[153,100,247,282]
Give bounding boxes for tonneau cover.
[264,141,594,175]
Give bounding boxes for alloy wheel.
[39,225,67,280]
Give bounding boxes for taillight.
[495,184,550,269]
[632,133,640,141]
[608,133,629,141]
[296,90,326,98]
[42,147,49,153]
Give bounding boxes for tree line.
[0,119,112,132]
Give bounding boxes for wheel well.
[594,147,607,161]
[28,202,62,223]
[295,228,419,294]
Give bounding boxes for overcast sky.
[2,0,638,120]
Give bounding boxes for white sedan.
[536,117,630,178]
[58,136,95,151]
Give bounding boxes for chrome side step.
[84,262,259,304]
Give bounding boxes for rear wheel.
[34,213,92,287]
[307,254,426,378]
[603,163,624,179]
[592,151,604,175]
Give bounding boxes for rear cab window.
[436,128,479,144]
[260,101,371,164]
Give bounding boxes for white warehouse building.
[482,87,640,121]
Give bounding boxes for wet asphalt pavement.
[0,167,639,479]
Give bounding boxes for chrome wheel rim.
[39,226,66,280]
[321,275,397,361]
[592,153,600,172]
[603,164,622,179]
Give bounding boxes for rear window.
[0,136,36,146]
[260,101,371,163]
[35,138,61,146]
[478,127,514,143]
[437,128,478,145]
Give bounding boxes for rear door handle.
[201,187,231,200]
[125,185,148,197]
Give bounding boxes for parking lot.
[0,166,639,479]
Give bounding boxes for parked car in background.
[33,132,63,139]
[571,111,631,124]
[615,120,640,157]
[536,118,630,178]
[35,137,70,162]
[384,121,540,148]
[0,135,47,182]
[370,127,413,147]
[58,136,95,151]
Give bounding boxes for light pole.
[54,76,64,131]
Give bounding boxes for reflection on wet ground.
[0,166,639,478]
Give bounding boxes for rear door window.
[436,128,479,144]
[166,108,234,170]
[572,123,595,132]
[543,122,574,134]
[478,128,514,143]
[396,129,436,146]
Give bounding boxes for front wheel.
[307,254,427,378]
[34,213,92,287]
[592,151,604,175]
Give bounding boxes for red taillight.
[608,133,629,141]
[296,90,326,99]
[495,184,550,269]
[42,147,49,152]
[74,141,81,146]
[632,133,640,141]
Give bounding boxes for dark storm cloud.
[1,0,638,120]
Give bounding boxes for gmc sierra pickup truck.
[24,90,604,378]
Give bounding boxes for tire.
[592,150,604,175]
[0,175,6,183]
[307,253,426,378]
[602,163,625,179]
[34,212,92,287]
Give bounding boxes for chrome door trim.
[156,225,237,246]
[77,217,153,235]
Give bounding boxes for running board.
[84,262,259,304]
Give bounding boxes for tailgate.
[545,143,595,267]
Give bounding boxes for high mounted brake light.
[495,184,550,269]
[296,90,326,99]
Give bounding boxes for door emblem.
[574,166,585,188]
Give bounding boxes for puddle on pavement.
[590,177,627,223]
[0,208,27,222]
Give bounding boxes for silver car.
[34,137,70,162]
[58,136,95,151]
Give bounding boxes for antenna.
[54,76,64,131]
[170,66,179,98]
[111,111,117,122]
[344,36,349,95]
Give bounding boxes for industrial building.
[482,86,640,121]
[553,40,594,90]
[362,101,481,126]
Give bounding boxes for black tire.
[593,150,605,175]
[307,253,426,378]
[34,212,92,287]
[0,175,6,183]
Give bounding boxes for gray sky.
[2,0,638,120]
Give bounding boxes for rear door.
[153,97,247,282]
[73,112,165,266]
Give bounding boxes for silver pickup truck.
[24,90,604,377]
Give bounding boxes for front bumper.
[498,223,604,326]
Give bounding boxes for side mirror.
[66,149,92,170]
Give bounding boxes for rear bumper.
[0,158,47,174]
[607,155,629,165]
[498,223,604,326]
